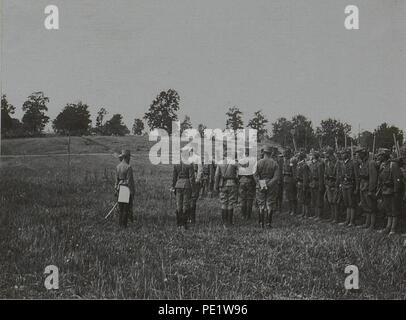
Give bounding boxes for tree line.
[1,89,403,151]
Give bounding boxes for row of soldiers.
[171,144,406,234]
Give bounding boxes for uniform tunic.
[378,160,403,217]
[340,159,359,209]
[358,158,378,213]
[309,159,325,209]
[324,159,338,204]
[214,159,239,209]
[172,163,195,213]
[254,157,280,212]
[238,156,257,201]
[296,159,310,206]
[282,157,297,202]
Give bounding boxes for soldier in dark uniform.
[214,151,239,226]
[282,148,297,215]
[309,150,325,220]
[377,148,403,235]
[296,151,310,218]
[238,147,257,220]
[172,157,195,229]
[115,150,135,228]
[272,149,284,214]
[254,145,280,228]
[338,148,359,227]
[355,147,378,230]
[324,147,338,223]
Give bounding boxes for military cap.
[325,147,334,156]
[263,145,274,154]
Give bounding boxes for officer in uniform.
[377,148,403,235]
[214,149,239,226]
[238,147,257,220]
[338,148,359,227]
[296,151,310,218]
[309,150,325,220]
[282,148,297,215]
[324,147,338,223]
[188,147,202,224]
[115,149,135,228]
[172,153,195,229]
[355,147,378,230]
[271,149,284,214]
[254,145,280,228]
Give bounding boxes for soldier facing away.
[254,145,280,228]
[214,149,239,226]
[115,149,135,228]
[172,155,195,229]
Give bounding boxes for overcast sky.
[1,0,405,134]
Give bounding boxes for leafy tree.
[95,107,108,134]
[1,95,15,135]
[21,92,50,136]
[198,123,207,138]
[144,89,180,134]
[52,102,92,135]
[359,130,374,151]
[132,118,145,136]
[316,118,352,149]
[226,106,244,131]
[271,117,293,148]
[374,123,403,150]
[247,110,268,142]
[180,115,192,134]
[104,114,130,136]
[291,114,315,151]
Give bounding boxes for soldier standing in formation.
[254,145,280,228]
[115,149,135,228]
[377,148,403,235]
[296,151,311,218]
[355,147,378,230]
[282,148,297,216]
[338,149,359,227]
[324,147,339,223]
[172,153,195,229]
[188,147,202,225]
[214,149,239,226]
[238,147,257,220]
[309,151,325,220]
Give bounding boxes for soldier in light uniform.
[309,150,325,220]
[115,149,135,228]
[296,151,311,218]
[324,147,339,223]
[238,147,257,220]
[214,150,239,226]
[254,145,280,228]
[355,147,378,230]
[172,154,195,229]
[377,148,403,235]
[188,147,202,224]
[282,148,297,215]
[338,148,359,227]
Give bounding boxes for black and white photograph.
[1,0,406,305]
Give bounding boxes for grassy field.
[1,136,405,299]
